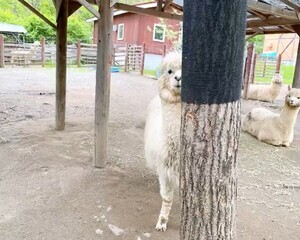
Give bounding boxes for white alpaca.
[144,52,182,231]
[242,88,300,147]
[246,73,283,102]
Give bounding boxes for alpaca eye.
[168,69,173,74]
[298,97,300,99]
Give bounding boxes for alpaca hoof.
[155,222,167,232]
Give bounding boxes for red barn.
[89,1,183,55]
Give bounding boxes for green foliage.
[247,35,265,54]
[0,0,93,44]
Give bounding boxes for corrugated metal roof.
[0,22,27,34]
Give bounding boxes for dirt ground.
[0,68,299,240]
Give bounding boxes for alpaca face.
[166,68,182,94]
[272,73,283,85]
[285,88,300,108]
[159,52,182,99]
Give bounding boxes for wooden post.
[276,53,282,73]
[262,57,267,77]
[94,0,113,168]
[77,40,81,67]
[41,36,45,67]
[55,0,68,130]
[140,42,145,75]
[0,34,4,68]
[181,1,247,239]
[251,53,257,83]
[292,39,300,88]
[163,44,166,56]
[124,43,129,72]
[243,43,254,99]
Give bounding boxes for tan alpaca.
[144,52,182,231]
[246,73,283,102]
[242,88,300,147]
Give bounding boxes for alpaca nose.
[175,76,181,81]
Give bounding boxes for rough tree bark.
[180,1,247,239]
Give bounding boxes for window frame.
[117,23,124,41]
[153,24,166,42]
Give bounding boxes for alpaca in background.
[144,52,182,231]
[246,73,283,102]
[242,88,300,147]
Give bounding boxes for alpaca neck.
[278,104,300,129]
[160,98,181,135]
[270,82,282,94]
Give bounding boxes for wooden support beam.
[114,2,183,21]
[279,0,300,12]
[17,0,57,30]
[75,0,100,19]
[292,25,300,88]
[0,35,4,68]
[94,0,113,168]
[56,0,68,130]
[163,0,173,11]
[247,17,300,28]
[248,9,268,20]
[68,1,81,17]
[247,27,292,34]
[247,0,298,20]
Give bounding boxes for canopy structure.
[0,22,27,43]
[10,0,300,167]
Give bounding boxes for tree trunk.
[180,101,241,239]
[180,1,247,239]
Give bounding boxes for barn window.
[117,24,124,40]
[153,24,165,42]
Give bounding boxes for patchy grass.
[255,65,295,85]
[143,69,157,78]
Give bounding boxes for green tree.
[247,35,265,54]
[0,0,93,44]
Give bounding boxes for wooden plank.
[17,0,56,29]
[0,35,4,68]
[247,17,300,28]
[41,36,45,67]
[68,1,81,17]
[247,0,298,20]
[114,2,183,21]
[75,0,100,19]
[94,0,113,168]
[56,0,68,130]
[279,0,300,12]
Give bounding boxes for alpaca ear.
[288,85,291,91]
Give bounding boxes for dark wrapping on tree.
[182,0,247,104]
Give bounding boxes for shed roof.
[0,22,27,34]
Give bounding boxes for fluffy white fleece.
[144,51,182,231]
[246,73,283,102]
[242,88,300,147]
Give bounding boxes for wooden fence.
[0,38,147,74]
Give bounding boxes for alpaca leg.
[155,174,174,231]
[282,141,290,147]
